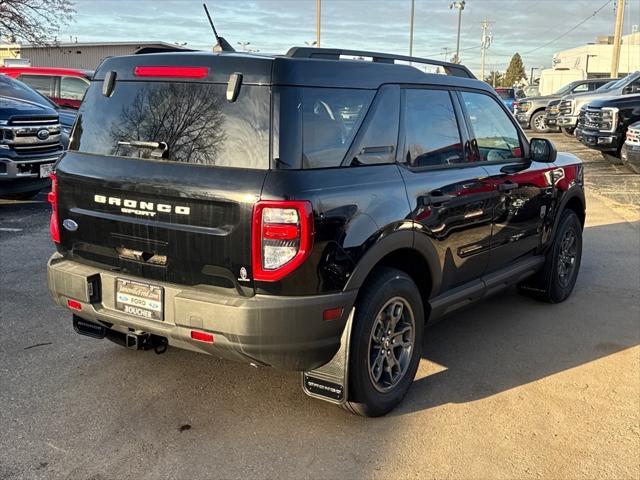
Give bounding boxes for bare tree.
[0,0,75,45]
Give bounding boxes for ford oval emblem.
[62,219,78,232]
[37,129,50,141]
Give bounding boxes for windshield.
[0,74,57,108]
[602,72,638,90]
[554,82,577,95]
[495,89,514,100]
[71,81,270,169]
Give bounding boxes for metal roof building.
[12,41,187,70]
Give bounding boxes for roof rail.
[286,47,476,79]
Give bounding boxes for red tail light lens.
[48,172,60,244]
[191,330,215,343]
[133,66,209,78]
[252,200,314,282]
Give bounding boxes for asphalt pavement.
[1,133,638,479]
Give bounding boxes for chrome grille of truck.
[2,115,62,154]
[559,99,573,116]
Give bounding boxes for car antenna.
[203,3,235,52]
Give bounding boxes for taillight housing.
[252,200,314,282]
[48,172,60,244]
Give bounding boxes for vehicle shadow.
[395,219,640,415]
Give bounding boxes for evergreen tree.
[484,70,503,87]
[503,53,527,87]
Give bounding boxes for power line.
[523,0,612,55]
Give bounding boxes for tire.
[531,111,548,133]
[343,267,424,417]
[518,210,582,303]
[561,127,575,138]
[0,190,41,200]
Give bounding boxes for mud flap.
[302,307,354,405]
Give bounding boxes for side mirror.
[530,138,557,163]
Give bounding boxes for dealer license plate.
[40,163,54,179]
[115,278,164,321]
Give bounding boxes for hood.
[0,95,58,118]
[587,93,640,109]
[561,89,613,103]
[521,93,561,103]
[57,108,77,129]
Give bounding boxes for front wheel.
[519,210,582,303]
[343,267,424,417]
[561,127,575,138]
[531,111,548,133]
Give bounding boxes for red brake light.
[133,66,209,78]
[67,299,82,311]
[252,200,314,282]
[48,172,60,244]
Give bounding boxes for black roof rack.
[286,47,475,79]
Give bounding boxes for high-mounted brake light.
[48,172,60,244]
[133,66,209,79]
[252,200,314,282]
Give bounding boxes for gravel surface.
[1,134,638,479]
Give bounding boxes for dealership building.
[0,41,187,70]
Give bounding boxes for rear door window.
[572,83,589,93]
[402,89,464,168]
[18,74,54,96]
[71,81,270,169]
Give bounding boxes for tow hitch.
[72,315,168,354]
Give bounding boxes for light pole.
[450,0,466,64]
[316,0,321,48]
[237,41,251,52]
[409,0,415,57]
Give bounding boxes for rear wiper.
[118,140,168,158]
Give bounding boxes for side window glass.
[572,83,589,93]
[302,88,374,168]
[403,89,464,168]
[18,75,53,96]
[349,86,399,166]
[60,77,89,101]
[461,91,523,162]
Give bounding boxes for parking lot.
[0,133,638,479]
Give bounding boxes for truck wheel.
[531,111,548,133]
[518,210,582,303]
[561,127,575,138]
[343,267,424,417]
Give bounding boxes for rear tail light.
[252,200,314,282]
[191,330,215,343]
[133,66,209,78]
[48,172,60,244]
[67,299,82,311]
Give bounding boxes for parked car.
[620,121,640,171]
[47,47,585,417]
[0,66,92,109]
[575,93,640,159]
[0,74,64,198]
[494,87,525,111]
[558,71,640,136]
[515,78,613,133]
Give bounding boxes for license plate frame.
[39,163,54,179]
[115,278,164,321]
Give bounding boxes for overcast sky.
[57,0,640,76]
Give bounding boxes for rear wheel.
[343,267,424,417]
[531,111,548,133]
[518,210,582,303]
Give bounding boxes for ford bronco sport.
[47,47,585,416]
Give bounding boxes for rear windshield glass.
[70,81,270,169]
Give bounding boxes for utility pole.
[409,0,415,56]
[442,47,450,61]
[611,0,625,78]
[480,18,493,81]
[316,0,321,48]
[450,1,466,64]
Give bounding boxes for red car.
[0,66,92,109]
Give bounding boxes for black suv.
[47,48,585,416]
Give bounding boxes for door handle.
[497,181,519,192]
[419,192,453,206]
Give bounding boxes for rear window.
[276,87,375,169]
[70,81,270,169]
[495,89,513,100]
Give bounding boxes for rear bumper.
[47,254,358,371]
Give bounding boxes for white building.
[552,31,640,78]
